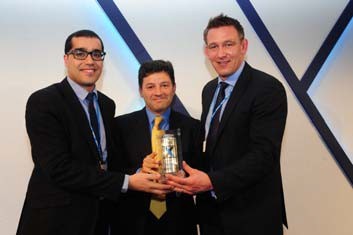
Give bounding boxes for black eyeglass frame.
[66,49,106,61]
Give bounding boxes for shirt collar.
[67,76,98,102]
[217,61,245,87]
[145,107,171,127]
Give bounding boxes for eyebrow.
[144,83,155,86]
[209,39,236,44]
[72,47,102,51]
[144,81,171,86]
[72,47,86,51]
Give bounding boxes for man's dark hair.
[138,60,175,88]
[203,14,244,44]
[64,29,104,53]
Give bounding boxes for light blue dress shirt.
[204,62,245,199]
[133,107,171,175]
[146,107,171,132]
[67,77,107,163]
[205,61,245,139]
[67,77,129,193]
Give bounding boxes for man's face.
[139,71,176,115]
[204,26,248,80]
[64,37,103,91]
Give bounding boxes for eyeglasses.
[67,49,106,61]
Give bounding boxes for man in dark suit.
[166,14,288,235]
[16,30,171,235]
[110,60,200,235]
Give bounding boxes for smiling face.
[139,71,176,115]
[204,25,248,81]
[64,36,103,92]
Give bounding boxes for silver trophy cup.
[160,130,182,175]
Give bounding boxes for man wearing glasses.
[16,30,171,235]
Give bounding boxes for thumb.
[182,161,193,174]
[148,152,157,159]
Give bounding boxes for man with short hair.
[110,60,200,235]
[17,30,171,235]
[167,14,288,235]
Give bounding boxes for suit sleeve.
[110,117,140,175]
[26,92,125,201]
[208,81,287,201]
[188,120,203,169]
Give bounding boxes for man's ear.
[139,87,143,98]
[204,45,210,59]
[241,38,248,55]
[64,54,69,67]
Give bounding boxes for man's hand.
[166,161,213,195]
[129,172,172,195]
[141,152,160,174]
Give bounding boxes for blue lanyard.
[90,126,103,159]
[205,88,231,141]
[210,93,230,122]
[88,102,104,163]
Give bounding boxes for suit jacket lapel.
[135,108,153,156]
[169,110,181,130]
[201,79,218,125]
[97,92,112,151]
[210,63,252,153]
[206,63,251,156]
[58,78,100,160]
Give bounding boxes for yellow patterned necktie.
[149,116,167,219]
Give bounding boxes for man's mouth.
[81,68,95,74]
[217,60,230,66]
[153,98,166,102]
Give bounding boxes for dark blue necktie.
[207,82,228,149]
[86,92,100,144]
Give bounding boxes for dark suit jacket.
[109,108,200,235]
[17,78,125,235]
[197,63,288,235]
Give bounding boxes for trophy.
[160,129,183,175]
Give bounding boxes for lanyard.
[210,95,230,123]
[205,86,231,141]
[90,126,103,161]
[88,102,105,164]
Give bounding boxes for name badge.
[203,140,206,153]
